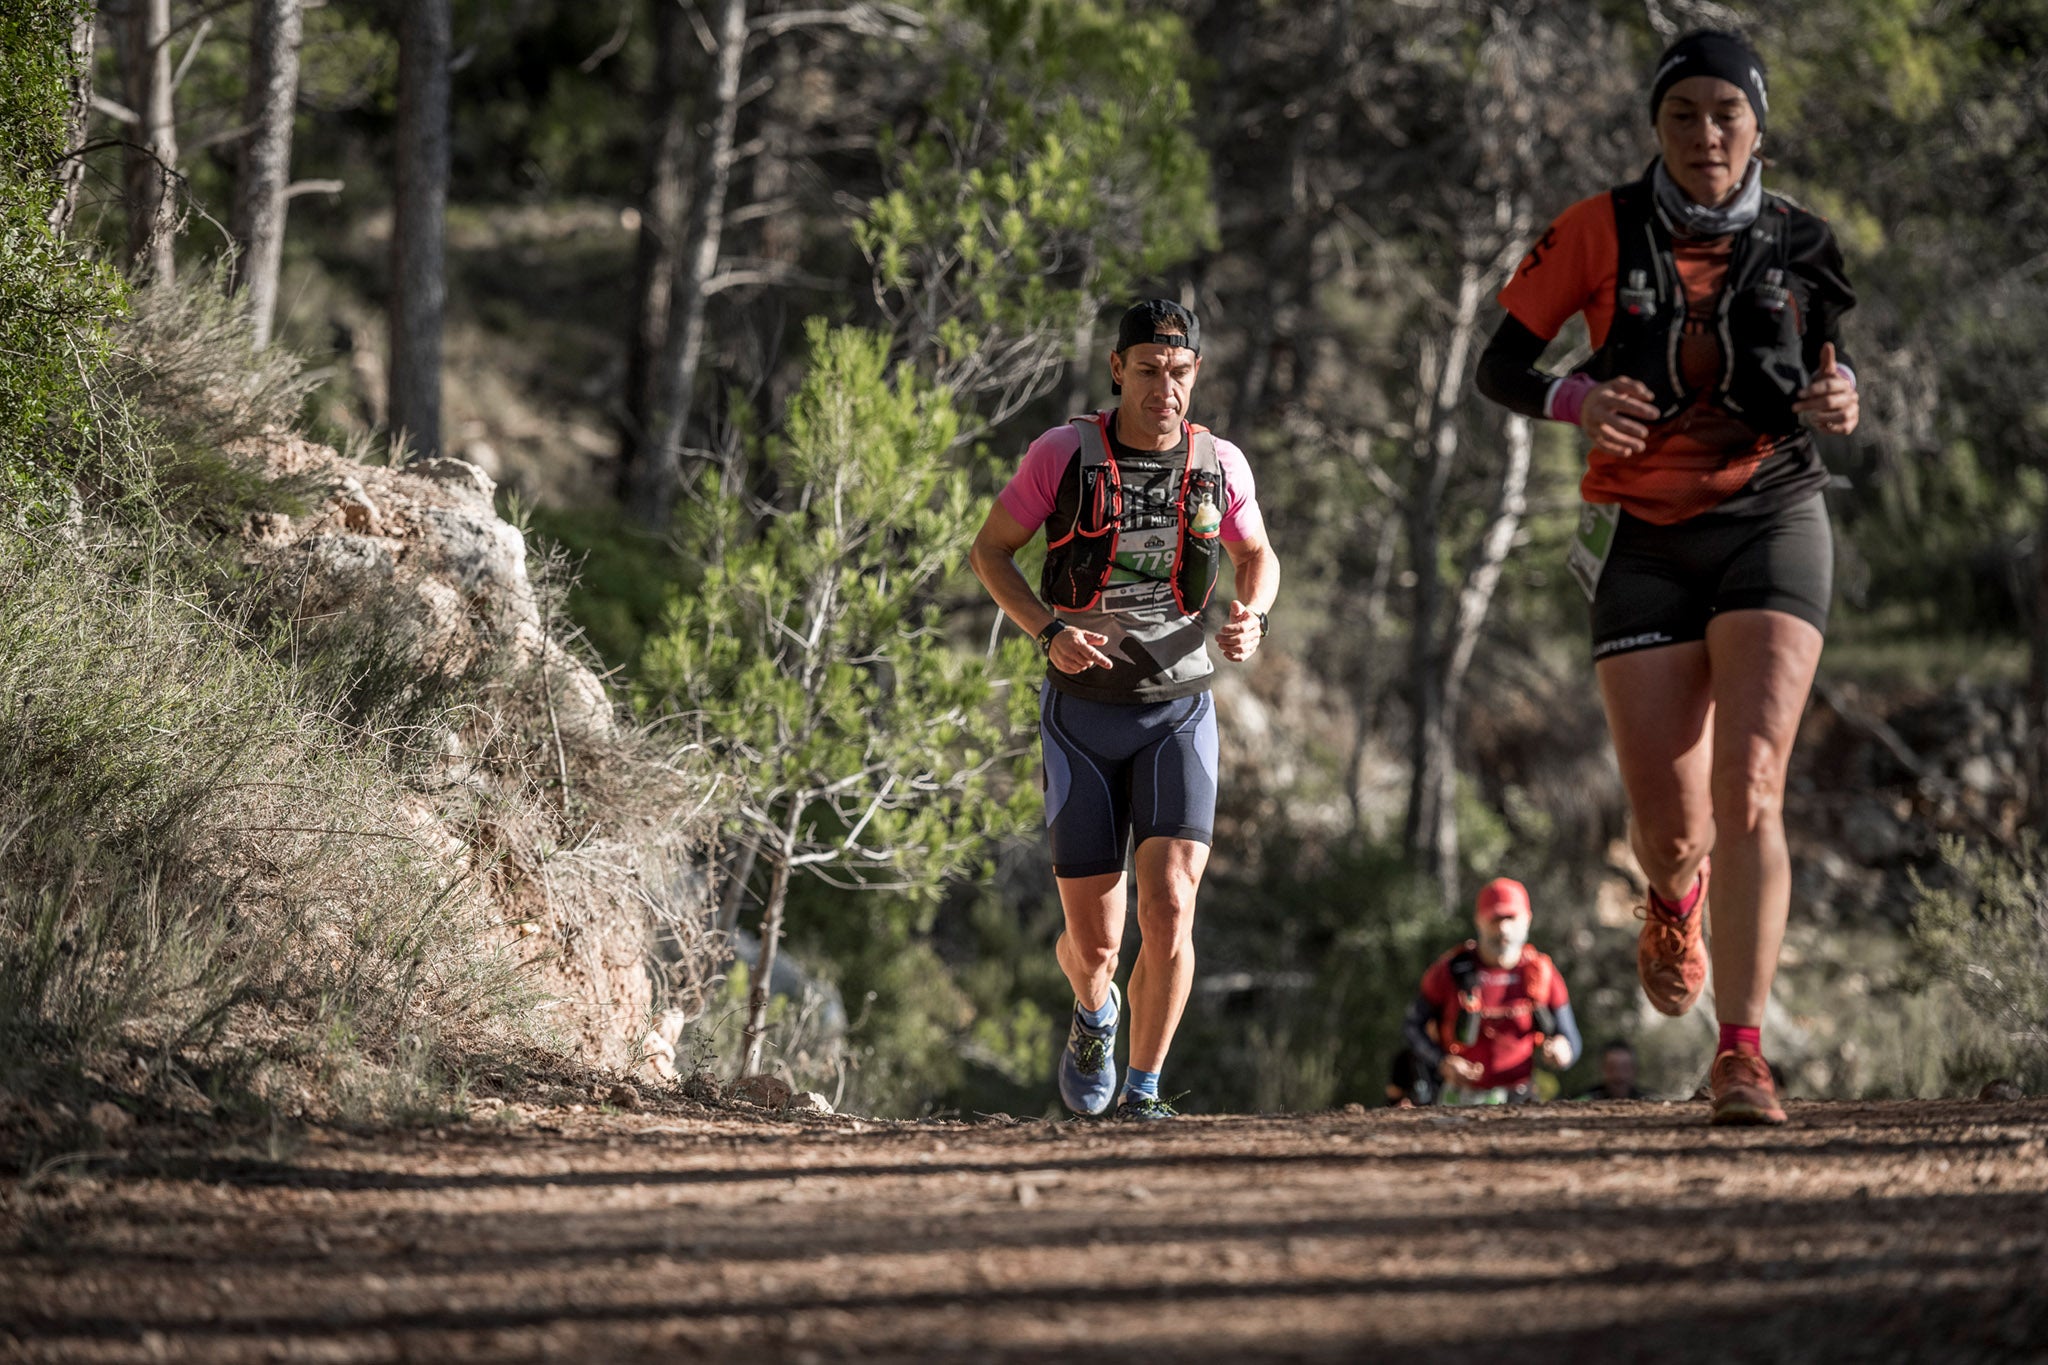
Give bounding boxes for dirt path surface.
[4,1099,2047,1364]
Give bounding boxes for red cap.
[1475,878,1531,921]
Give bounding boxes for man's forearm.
[969,542,1055,640]
[1230,544,1280,615]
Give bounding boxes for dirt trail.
[4,1099,2046,1364]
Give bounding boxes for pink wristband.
[1547,374,1598,426]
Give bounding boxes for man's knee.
[1133,882,1198,950]
[1065,933,1120,977]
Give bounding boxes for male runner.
[969,299,1279,1120]
[1402,878,1582,1104]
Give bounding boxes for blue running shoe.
[1113,1094,1180,1122]
[1057,983,1120,1116]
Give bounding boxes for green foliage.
[526,503,687,669]
[1909,836,2048,1091]
[639,320,1037,896]
[859,0,1213,390]
[0,0,120,522]
[636,321,1037,1110]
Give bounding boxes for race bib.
[1567,501,1621,602]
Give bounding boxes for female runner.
[1475,29,1860,1124]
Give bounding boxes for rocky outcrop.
[232,433,690,1070]
[240,435,612,742]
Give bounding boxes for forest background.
[6,0,2048,1126]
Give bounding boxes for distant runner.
[969,299,1280,1120]
[1574,1039,1650,1101]
[1403,878,1581,1105]
[1475,29,1860,1124]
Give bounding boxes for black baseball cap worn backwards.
[1649,29,1768,134]
[1112,298,1200,395]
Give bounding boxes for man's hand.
[1542,1036,1574,1070]
[1047,625,1114,675]
[1580,376,1660,455]
[1441,1054,1484,1085]
[1794,342,1858,436]
[1217,600,1266,662]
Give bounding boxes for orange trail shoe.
[1710,1048,1787,1125]
[1636,859,1709,1017]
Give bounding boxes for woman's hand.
[1580,377,1661,455]
[1794,342,1858,436]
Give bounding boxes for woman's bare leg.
[1596,641,1717,903]
[1701,608,1825,1028]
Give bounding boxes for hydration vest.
[1040,413,1224,617]
[1581,169,1811,436]
[1444,942,1559,1050]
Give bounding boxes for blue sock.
[1122,1067,1160,1101]
[1076,993,1117,1031]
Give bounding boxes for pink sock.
[1719,1023,1761,1055]
[1650,872,1704,919]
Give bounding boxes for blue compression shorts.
[1038,686,1219,879]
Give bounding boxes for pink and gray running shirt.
[1000,412,1261,705]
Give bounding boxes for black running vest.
[1582,171,1812,436]
[1040,414,1224,618]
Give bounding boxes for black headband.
[1650,30,1768,134]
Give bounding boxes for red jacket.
[1417,941,1570,1090]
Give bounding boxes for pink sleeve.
[996,426,1082,533]
[1216,439,1261,542]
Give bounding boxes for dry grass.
[0,277,724,1163]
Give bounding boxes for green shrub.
[0,1,121,524]
[1909,836,2048,1091]
[0,529,534,1140]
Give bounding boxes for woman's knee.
[1712,748,1789,834]
[1631,814,1712,878]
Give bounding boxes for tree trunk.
[741,802,801,1077]
[1402,260,1486,906]
[389,0,451,460]
[1347,510,1400,834]
[629,0,747,529]
[48,12,94,238]
[2032,501,2048,827]
[616,0,692,494]
[230,0,303,350]
[715,838,758,936]
[1442,413,1532,719]
[116,0,178,283]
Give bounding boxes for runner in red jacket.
[1403,879,1581,1104]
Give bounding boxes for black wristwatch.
[1036,619,1071,657]
[1255,609,1270,638]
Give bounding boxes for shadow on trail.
[10,1244,2039,1347]
[119,1123,2040,1197]
[51,1189,2048,1278]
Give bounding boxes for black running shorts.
[1591,492,1833,661]
[1038,686,1218,879]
